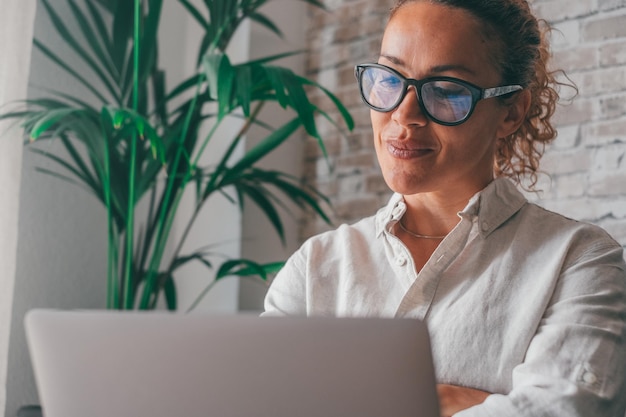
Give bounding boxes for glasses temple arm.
[482,85,523,99]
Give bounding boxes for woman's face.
[373,1,513,198]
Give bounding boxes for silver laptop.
[25,310,440,417]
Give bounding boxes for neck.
[397,220,447,239]
[401,184,485,236]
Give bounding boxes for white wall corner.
[0,0,37,413]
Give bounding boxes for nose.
[391,85,429,127]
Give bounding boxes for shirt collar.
[375,178,527,238]
[375,193,406,237]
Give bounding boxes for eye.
[432,85,466,99]
[425,81,470,102]
[377,74,403,91]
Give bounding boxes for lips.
[385,140,435,159]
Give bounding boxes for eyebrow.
[379,54,478,77]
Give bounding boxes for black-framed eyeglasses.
[355,63,523,126]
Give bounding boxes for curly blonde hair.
[391,0,570,190]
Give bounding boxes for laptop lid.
[25,310,440,417]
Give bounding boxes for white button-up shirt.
[263,178,626,417]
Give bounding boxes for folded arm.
[452,244,626,417]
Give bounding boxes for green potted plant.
[3,0,352,311]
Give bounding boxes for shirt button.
[481,221,490,232]
[582,371,598,385]
[395,256,407,266]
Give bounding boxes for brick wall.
[302,0,390,238]
[532,0,626,247]
[301,0,626,251]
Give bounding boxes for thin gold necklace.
[397,220,447,240]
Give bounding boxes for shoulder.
[522,202,621,248]
[489,179,621,249]
[484,179,624,268]
[516,203,625,278]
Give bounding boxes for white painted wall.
[4,1,108,414]
[0,2,37,415]
[239,0,308,311]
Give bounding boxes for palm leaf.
[235,65,253,117]
[85,0,114,63]
[235,168,333,231]
[163,274,177,310]
[215,258,279,281]
[298,0,326,9]
[165,74,205,103]
[138,0,163,84]
[29,147,97,195]
[68,0,119,83]
[224,117,301,181]
[33,40,109,104]
[29,108,81,140]
[35,88,101,113]
[300,75,355,131]
[34,167,89,191]
[109,107,166,164]
[248,12,283,38]
[257,171,332,224]
[246,50,305,66]
[186,257,283,312]
[92,0,118,13]
[58,134,100,191]
[265,66,318,138]
[110,0,134,72]
[40,0,121,103]
[152,69,168,125]
[179,0,209,30]
[236,182,285,244]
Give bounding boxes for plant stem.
[169,102,264,273]
[139,77,205,309]
[186,279,218,313]
[202,101,265,194]
[102,121,118,309]
[140,187,185,308]
[123,0,141,309]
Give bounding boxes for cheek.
[370,110,388,141]
[448,124,498,167]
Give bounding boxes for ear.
[496,89,531,138]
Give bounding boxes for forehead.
[381,2,500,82]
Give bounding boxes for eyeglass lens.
[359,66,474,124]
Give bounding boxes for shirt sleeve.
[455,241,626,417]
[261,248,308,317]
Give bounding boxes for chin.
[382,172,431,196]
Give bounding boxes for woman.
[263,0,626,416]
